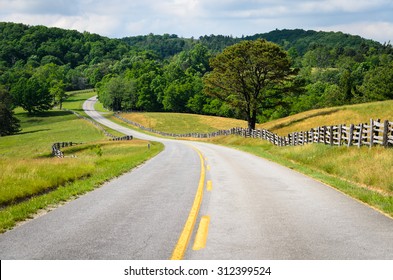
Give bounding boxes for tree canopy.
[204,39,296,129]
[0,22,392,128]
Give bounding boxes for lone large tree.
[204,39,295,129]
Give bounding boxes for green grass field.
[0,91,163,233]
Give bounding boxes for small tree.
[204,39,296,129]
[0,86,20,136]
[50,80,66,109]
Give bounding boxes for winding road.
[0,96,392,259]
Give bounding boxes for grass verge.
[0,140,163,233]
[204,135,393,217]
[0,90,164,233]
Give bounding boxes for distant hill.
[1,21,390,66]
[246,29,383,55]
[0,22,129,68]
[1,22,392,122]
[122,29,389,58]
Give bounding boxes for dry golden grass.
[121,101,393,137]
[264,100,393,136]
[120,112,248,133]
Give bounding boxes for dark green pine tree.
[0,86,20,136]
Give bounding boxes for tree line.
[1,22,392,136]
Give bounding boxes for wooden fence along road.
[51,135,134,158]
[52,109,133,158]
[115,114,393,149]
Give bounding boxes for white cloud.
[319,21,393,43]
[155,0,202,18]
[298,0,391,13]
[0,0,393,42]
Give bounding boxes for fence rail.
[51,142,78,158]
[63,109,118,139]
[115,114,392,149]
[52,110,133,158]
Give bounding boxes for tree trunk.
[247,110,257,130]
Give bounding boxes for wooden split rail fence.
[63,109,118,139]
[52,110,133,158]
[115,114,393,149]
[51,142,78,158]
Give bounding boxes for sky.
[1,0,393,43]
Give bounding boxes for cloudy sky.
[1,0,393,43]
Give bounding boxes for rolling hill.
[118,100,393,135]
[115,100,393,217]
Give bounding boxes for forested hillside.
[1,22,393,135]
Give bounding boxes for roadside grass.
[0,140,163,233]
[120,100,393,136]
[203,135,393,217]
[0,91,163,233]
[0,157,95,207]
[103,100,393,217]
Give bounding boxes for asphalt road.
[0,97,392,259]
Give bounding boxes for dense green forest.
[1,22,393,135]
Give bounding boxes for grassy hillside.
[264,100,393,136]
[120,100,393,135]
[0,91,163,233]
[119,112,249,134]
[117,100,393,217]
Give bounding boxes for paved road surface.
[0,97,392,259]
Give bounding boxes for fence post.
[383,120,389,148]
[348,124,354,147]
[329,126,334,146]
[291,132,294,146]
[369,119,374,147]
[338,125,342,146]
[358,123,363,148]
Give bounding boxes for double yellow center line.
[170,146,210,260]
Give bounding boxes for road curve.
[0,97,392,259]
[0,97,201,259]
[188,142,393,259]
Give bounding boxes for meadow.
[0,91,163,232]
